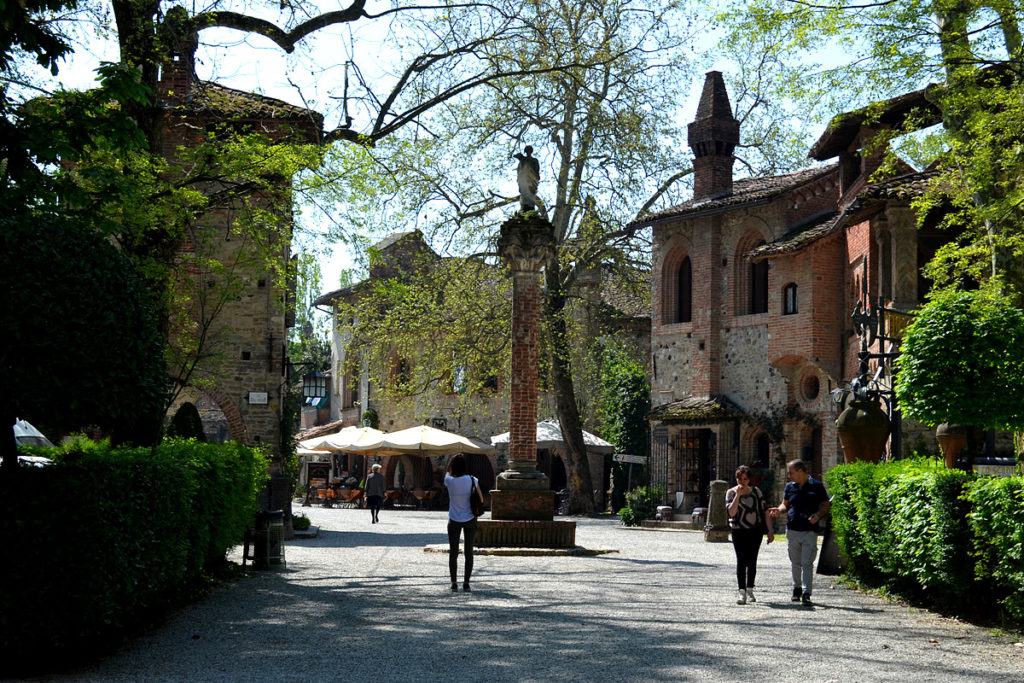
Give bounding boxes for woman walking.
[364,463,385,524]
[444,455,483,592]
[725,464,773,604]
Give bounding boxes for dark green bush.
[619,485,664,526]
[0,439,267,672]
[966,477,1024,622]
[827,459,1023,626]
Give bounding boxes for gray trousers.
[787,529,818,594]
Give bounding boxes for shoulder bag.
[469,477,485,518]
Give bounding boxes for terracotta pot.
[836,399,891,464]
[935,423,967,468]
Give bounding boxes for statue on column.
[513,145,540,211]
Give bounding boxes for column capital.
[498,212,556,273]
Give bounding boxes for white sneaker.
[746,588,756,603]
[736,590,747,605]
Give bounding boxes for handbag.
[469,478,485,517]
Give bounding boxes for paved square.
[64,507,1022,682]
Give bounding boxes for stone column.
[491,212,556,521]
[887,205,918,311]
[704,479,731,542]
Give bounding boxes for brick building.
[159,31,323,462]
[309,231,649,505]
[638,72,948,511]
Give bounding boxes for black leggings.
[447,518,477,583]
[731,527,764,590]
[367,495,382,517]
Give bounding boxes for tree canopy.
[895,286,1024,431]
[0,216,167,470]
[721,0,1024,294]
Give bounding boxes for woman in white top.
[444,454,482,592]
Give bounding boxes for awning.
[647,395,746,425]
[489,418,615,455]
[299,426,386,453]
[347,424,495,457]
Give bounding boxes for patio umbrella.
[298,426,386,452]
[349,424,495,457]
[489,418,614,454]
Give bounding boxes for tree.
[5,0,614,453]
[0,216,167,472]
[895,286,1024,432]
[321,0,691,512]
[600,345,651,510]
[288,252,331,373]
[722,0,1024,293]
[335,250,513,425]
[319,0,813,512]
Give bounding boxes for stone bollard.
[704,480,731,542]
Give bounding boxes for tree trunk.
[2,412,18,475]
[544,262,594,514]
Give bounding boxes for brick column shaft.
[510,271,541,464]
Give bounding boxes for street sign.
[613,453,647,464]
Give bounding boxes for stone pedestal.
[476,519,576,548]
[704,479,731,542]
[489,490,555,521]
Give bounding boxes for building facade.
[308,231,649,506]
[159,32,322,462]
[640,72,947,510]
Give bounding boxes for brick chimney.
[158,7,198,106]
[687,71,740,202]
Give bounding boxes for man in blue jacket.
[769,459,830,606]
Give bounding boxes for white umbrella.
[299,426,388,453]
[349,424,495,457]
[14,419,54,448]
[490,418,614,455]
[323,426,387,452]
[298,433,340,450]
[298,426,384,452]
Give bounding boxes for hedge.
[826,458,1024,625]
[0,439,268,672]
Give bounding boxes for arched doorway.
[167,389,245,444]
[383,456,433,489]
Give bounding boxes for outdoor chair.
[338,488,363,508]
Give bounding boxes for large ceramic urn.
[935,423,967,468]
[836,398,891,463]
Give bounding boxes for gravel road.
[45,506,1024,682]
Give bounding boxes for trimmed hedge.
[0,439,268,671]
[826,458,1024,625]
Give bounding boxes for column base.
[489,489,555,521]
[477,519,576,548]
[704,527,731,543]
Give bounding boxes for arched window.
[782,283,798,315]
[661,247,692,324]
[735,231,768,316]
[676,256,692,323]
[750,259,768,314]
